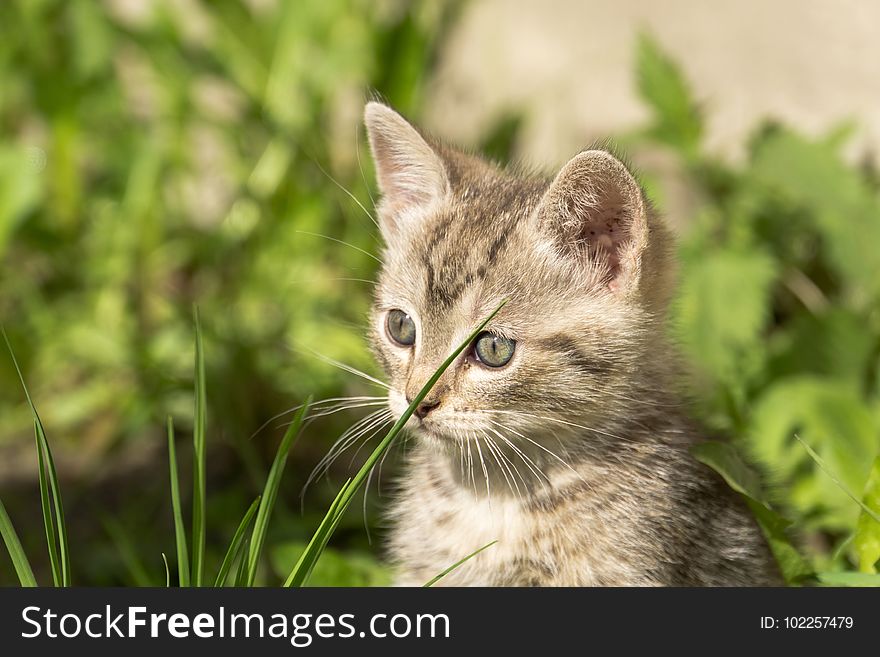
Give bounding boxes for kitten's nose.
[408,397,440,419]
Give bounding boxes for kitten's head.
[364,102,675,455]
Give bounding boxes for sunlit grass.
[0,303,505,587]
[2,328,70,587]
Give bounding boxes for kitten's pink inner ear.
[540,150,646,294]
[363,102,448,227]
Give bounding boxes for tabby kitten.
[363,101,780,586]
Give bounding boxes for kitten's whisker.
[481,429,522,501]
[486,433,528,501]
[306,400,388,421]
[295,230,383,264]
[472,431,492,507]
[249,395,386,440]
[288,276,378,287]
[487,418,587,485]
[487,409,636,445]
[354,123,378,213]
[276,400,387,431]
[307,153,380,230]
[455,432,465,482]
[302,409,392,496]
[295,346,390,390]
[466,438,476,494]
[347,412,394,467]
[594,387,685,409]
[486,426,551,491]
[376,433,397,496]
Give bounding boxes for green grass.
[0,498,36,587]
[191,306,207,586]
[3,328,70,587]
[167,417,190,586]
[0,304,505,588]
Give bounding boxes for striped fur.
[363,102,781,586]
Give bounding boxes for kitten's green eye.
[473,331,515,367]
[386,309,416,346]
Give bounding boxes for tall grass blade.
[191,306,207,586]
[162,553,170,587]
[0,498,38,587]
[215,495,261,587]
[795,434,880,524]
[167,417,190,587]
[424,540,497,587]
[4,328,70,586]
[35,429,60,586]
[245,398,311,586]
[284,477,351,587]
[284,300,507,587]
[235,538,250,586]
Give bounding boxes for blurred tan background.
[425,0,880,166]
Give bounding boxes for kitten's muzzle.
[406,396,441,420]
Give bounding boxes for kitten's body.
[363,102,781,586]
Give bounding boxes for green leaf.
[215,496,261,587]
[675,248,777,384]
[749,378,879,530]
[749,129,880,303]
[4,328,70,586]
[854,453,880,573]
[0,498,38,587]
[35,428,61,586]
[635,32,702,157]
[767,309,875,384]
[816,571,880,587]
[0,146,44,257]
[244,397,311,586]
[691,440,813,584]
[271,541,391,587]
[191,306,207,587]
[424,541,497,587]
[167,417,190,587]
[691,441,766,502]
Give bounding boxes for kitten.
[363,101,781,586]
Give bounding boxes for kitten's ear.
[364,102,448,237]
[537,149,665,302]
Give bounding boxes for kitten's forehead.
[395,178,548,312]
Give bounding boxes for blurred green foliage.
[633,34,880,577]
[1,3,878,586]
[0,0,460,585]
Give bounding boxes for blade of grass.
[162,553,170,587]
[0,498,38,587]
[191,306,207,586]
[4,328,70,586]
[235,538,250,586]
[284,300,507,587]
[245,398,311,586]
[795,434,880,524]
[283,477,352,587]
[424,540,497,587]
[167,417,190,587]
[215,495,261,587]
[35,428,60,586]
[37,422,70,586]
